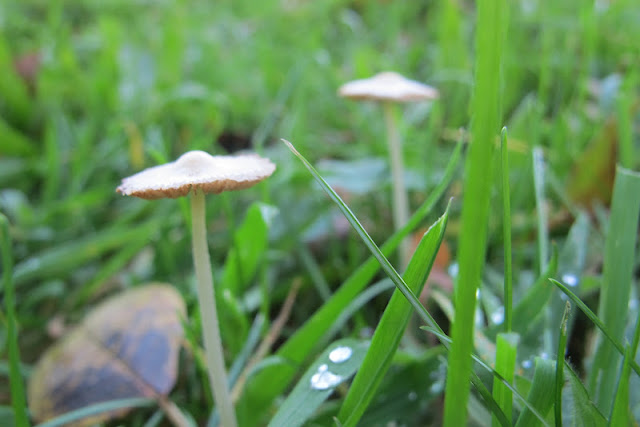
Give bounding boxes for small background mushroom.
[338,72,439,266]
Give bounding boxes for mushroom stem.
[190,190,238,427]
[383,101,411,267]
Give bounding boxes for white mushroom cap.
[117,150,276,199]
[338,71,439,102]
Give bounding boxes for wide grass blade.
[532,147,549,274]
[338,207,449,426]
[588,166,640,413]
[0,214,29,427]
[237,139,463,424]
[492,333,518,426]
[267,339,368,427]
[515,358,556,427]
[610,298,640,424]
[563,363,606,427]
[443,0,506,423]
[500,127,513,332]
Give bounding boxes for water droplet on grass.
[562,273,579,287]
[329,346,352,363]
[491,307,504,325]
[310,364,342,390]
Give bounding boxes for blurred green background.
[1,0,639,425]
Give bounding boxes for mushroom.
[339,71,439,265]
[117,150,276,427]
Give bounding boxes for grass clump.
[2,0,640,426]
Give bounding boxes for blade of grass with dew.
[267,339,368,427]
[550,278,640,377]
[610,293,640,425]
[514,358,556,427]
[588,166,640,413]
[0,214,29,427]
[563,362,607,427]
[443,0,506,423]
[338,206,449,427]
[421,326,548,426]
[237,139,462,423]
[34,398,155,427]
[555,302,570,427]
[492,332,518,427]
[283,140,521,426]
[501,127,513,332]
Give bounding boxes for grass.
[1,0,640,426]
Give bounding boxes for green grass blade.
[443,0,506,422]
[609,345,633,426]
[515,358,556,427]
[501,127,513,332]
[34,398,155,427]
[563,363,607,427]
[549,278,640,377]
[532,146,549,274]
[492,333,518,426]
[610,295,640,425]
[0,214,29,427]
[338,208,449,426]
[588,166,640,413]
[235,139,463,424]
[555,302,570,427]
[267,339,368,427]
[421,326,549,426]
[285,140,522,426]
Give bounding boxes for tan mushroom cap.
[338,71,439,102]
[116,150,276,200]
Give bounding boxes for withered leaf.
[28,284,186,426]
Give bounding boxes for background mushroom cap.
[338,71,439,102]
[116,150,276,199]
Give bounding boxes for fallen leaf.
[566,119,617,207]
[28,284,186,426]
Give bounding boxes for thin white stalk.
[383,101,411,267]
[190,190,238,427]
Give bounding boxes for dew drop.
[429,381,444,394]
[522,359,533,369]
[310,364,343,390]
[408,391,418,401]
[562,273,579,287]
[448,262,459,278]
[491,307,505,325]
[329,346,353,364]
